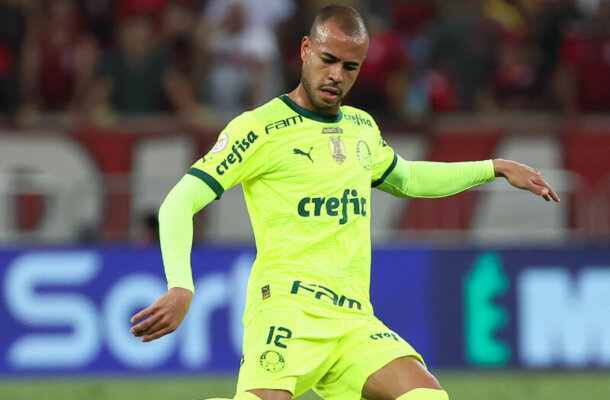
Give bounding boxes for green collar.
[279,94,343,123]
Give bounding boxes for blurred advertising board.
[1,245,609,375]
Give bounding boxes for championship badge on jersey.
[329,137,346,163]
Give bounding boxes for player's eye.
[322,58,334,64]
[345,64,358,71]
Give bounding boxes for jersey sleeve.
[159,174,216,292]
[371,130,398,187]
[376,156,495,198]
[188,112,268,198]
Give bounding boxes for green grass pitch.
[1,371,609,400]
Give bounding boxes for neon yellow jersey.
[188,95,397,322]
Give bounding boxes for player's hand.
[130,287,193,342]
[493,158,560,202]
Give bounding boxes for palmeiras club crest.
[260,350,285,372]
[356,140,372,170]
[329,137,346,163]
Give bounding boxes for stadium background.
[1,0,609,399]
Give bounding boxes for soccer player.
[130,5,559,400]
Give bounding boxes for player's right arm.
[129,175,215,342]
[130,112,268,342]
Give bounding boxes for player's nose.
[328,64,343,83]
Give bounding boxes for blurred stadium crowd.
[0,0,609,128]
[1,0,610,245]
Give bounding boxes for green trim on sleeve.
[372,152,398,187]
[187,168,224,199]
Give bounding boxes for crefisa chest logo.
[356,140,372,170]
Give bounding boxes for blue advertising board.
[430,247,610,368]
[1,245,609,375]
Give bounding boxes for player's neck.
[288,85,341,116]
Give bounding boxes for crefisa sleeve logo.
[356,140,372,170]
[214,131,260,175]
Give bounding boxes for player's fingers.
[546,184,560,202]
[528,182,551,202]
[533,177,560,202]
[130,305,156,324]
[141,325,175,342]
[131,313,163,336]
[529,180,548,197]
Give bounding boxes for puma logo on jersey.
[293,147,313,162]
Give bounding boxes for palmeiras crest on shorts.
[356,140,372,170]
[329,137,346,163]
[259,350,285,372]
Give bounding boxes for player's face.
[300,21,369,114]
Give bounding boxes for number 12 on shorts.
[266,326,292,349]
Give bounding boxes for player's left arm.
[375,155,560,202]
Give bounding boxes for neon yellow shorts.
[235,300,424,400]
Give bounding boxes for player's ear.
[301,36,310,61]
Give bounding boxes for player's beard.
[302,74,343,113]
